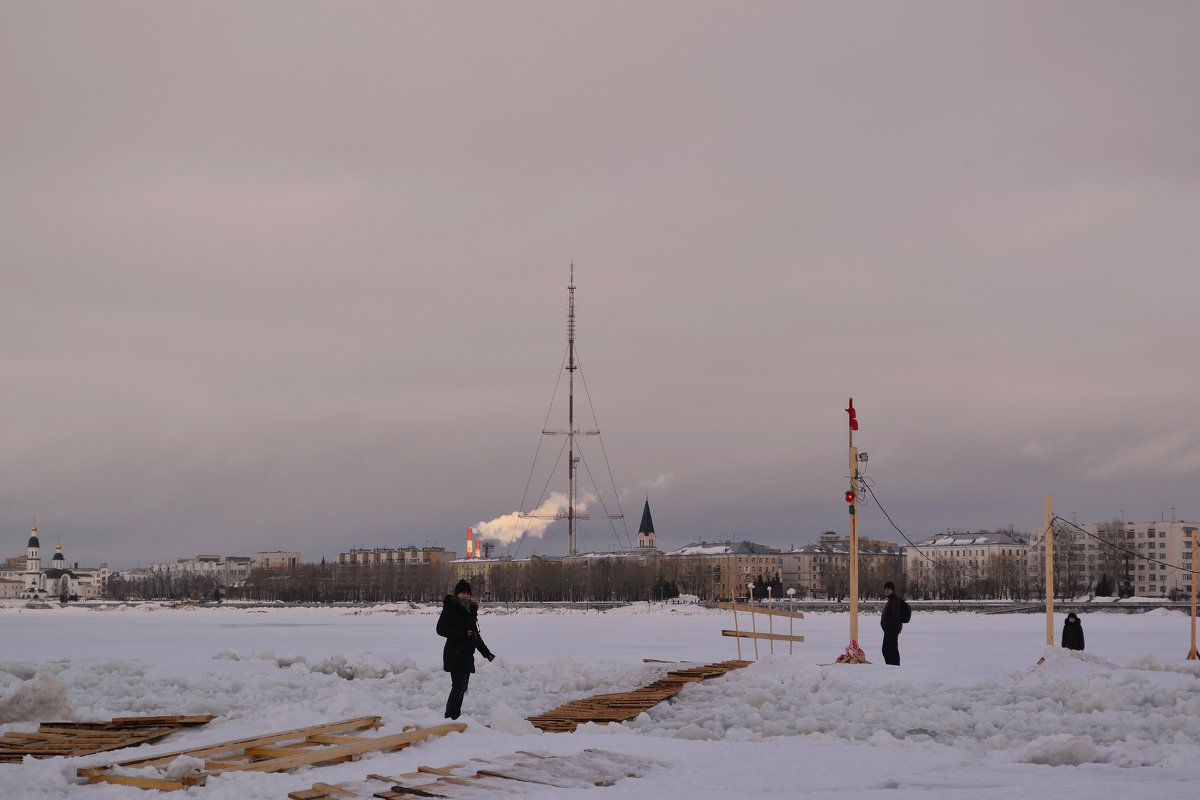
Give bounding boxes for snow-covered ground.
[2,602,1198,799]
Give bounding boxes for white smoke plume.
[476,492,587,546]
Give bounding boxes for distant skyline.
[3,3,1199,570]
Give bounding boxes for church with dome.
[0,524,108,600]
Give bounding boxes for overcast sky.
[3,2,1198,570]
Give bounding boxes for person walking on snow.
[1061,612,1085,651]
[880,581,904,665]
[436,579,495,719]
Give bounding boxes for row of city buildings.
[440,506,1198,602]
[142,551,300,584]
[6,506,1195,602]
[0,526,301,600]
[312,504,1189,603]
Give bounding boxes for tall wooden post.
[1188,527,1198,660]
[1044,494,1054,647]
[844,398,861,651]
[731,595,742,660]
[787,592,796,652]
[849,445,859,644]
[767,587,775,655]
[749,585,759,660]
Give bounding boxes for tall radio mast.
[522,264,622,556]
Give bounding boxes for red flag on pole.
[846,399,859,431]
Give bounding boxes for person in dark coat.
[880,581,904,665]
[1061,612,1085,651]
[436,579,495,720]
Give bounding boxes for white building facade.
[0,524,108,600]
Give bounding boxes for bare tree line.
[106,522,1161,603]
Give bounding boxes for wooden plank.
[108,715,217,727]
[717,602,805,619]
[1,726,180,762]
[722,630,805,643]
[84,774,188,791]
[243,745,319,759]
[39,715,215,730]
[90,724,462,792]
[210,724,466,775]
[79,715,382,775]
[527,660,751,732]
[308,734,372,745]
[475,767,558,785]
[33,727,171,738]
[417,764,461,776]
[288,790,333,800]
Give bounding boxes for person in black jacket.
[880,581,904,665]
[1061,612,1085,651]
[436,579,495,720]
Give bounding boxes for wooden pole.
[731,595,742,660]
[1188,527,1198,660]
[849,445,859,645]
[1045,493,1054,647]
[767,588,774,655]
[788,592,795,655]
[749,588,759,660]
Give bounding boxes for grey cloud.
[2,2,1198,567]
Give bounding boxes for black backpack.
[899,598,912,624]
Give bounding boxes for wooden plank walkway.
[77,716,465,790]
[526,660,751,732]
[0,715,216,763]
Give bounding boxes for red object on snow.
[834,640,869,663]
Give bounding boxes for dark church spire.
[638,500,655,536]
[636,499,657,551]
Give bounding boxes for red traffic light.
[844,490,855,503]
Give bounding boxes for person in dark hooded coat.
[436,579,495,719]
[880,581,904,665]
[1061,612,1085,651]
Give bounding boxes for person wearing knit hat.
[880,581,904,665]
[436,578,496,719]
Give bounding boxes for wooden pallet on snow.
[526,659,750,732]
[0,715,216,763]
[289,747,657,799]
[77,716,465,790]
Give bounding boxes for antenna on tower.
[520,265,624,556]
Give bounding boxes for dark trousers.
[882,630,900,665]
[445,672,471,719]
